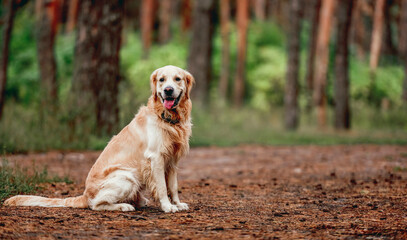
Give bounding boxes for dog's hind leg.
[89,169,140,212]
[134,192,149,208]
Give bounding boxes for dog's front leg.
[151,157,178,213]
[168,168,189,210]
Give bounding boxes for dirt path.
[1,145,407,239]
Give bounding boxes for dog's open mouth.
[160,92,182,110]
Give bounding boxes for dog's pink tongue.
[164,99,175,109]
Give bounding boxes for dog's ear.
[184,70,195,99]
[150,69,159,99]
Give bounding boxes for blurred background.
[0,0,406,153]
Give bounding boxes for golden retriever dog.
[5,65,194,213]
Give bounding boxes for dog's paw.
[161,202,178,213]
[176,202,189,211]
[117,203,135,212]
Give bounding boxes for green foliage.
[55,33,76,101]
[348,59,404,107]
[7,9,39,105]
[0,158,72,203]
[212,21,288,110]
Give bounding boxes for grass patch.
[393,166,407,172]
[190,104,407,147]
[0,158,72,203]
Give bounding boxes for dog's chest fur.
[157,120,191,165]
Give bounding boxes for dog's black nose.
[164,87,174,96]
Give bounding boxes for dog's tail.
[4,194,88,208]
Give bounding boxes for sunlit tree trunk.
[181,0,192,33]
[141,0,155,58]
[369,0,385,72]
[159,0,171,44]
[36,0,60,110]
[219,0,230,100]
[353,0,367,60]
[254,0,266,21]
[334,0,353,130]
[234,0,249,107]
[0,0,17,120]
[72,0,123,136]
[313,0,335,127]
[284,0,301,130]
[305,0,321,108]
[66,0,79,33]
[187,0,216,104]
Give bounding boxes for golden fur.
[5,65,194,213]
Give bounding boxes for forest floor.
[1,145,407,239]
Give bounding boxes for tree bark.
[284,0,301,130]
[72,0,123,136]
[353,0,367,60]
[36,0,60,110]
[187,0,216,104]
[254,0,266,21]
[66,0,79,33]
[304,0,321,107]
[369,0,385,72]
[159,0,171,44]
[181,0,192,33]
[234,0,249,107]
[382,1,396,56]
[313,0,335,128]
[0,0,17,120]
[219,0,230,99]
[141,0,155,58]
[334,0,353,130]
[399,0,407,58]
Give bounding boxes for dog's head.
[150,65,194,110]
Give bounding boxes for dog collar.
[161,112,180,125]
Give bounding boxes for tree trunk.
[141,0,155,58]
[66,0,79,33]
[234,0,249,107]
[254,0,266,21]
[399,0,407,58]
[181,0,192,33]
[0,0,17,120]
[369,0,385,72]
[187,0,216,104]
[284,0,301,130]
[353,0,367,60]
[382,1,396,56]
[313,0,335,128]
[36,0,60,110]
[334,0,353,130]
[72,0,123,136]
[219,0,230,100]
[159,0,171,44]
[304,0,321,108]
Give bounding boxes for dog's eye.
[159,78,165,82]
[175,77,181,82]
